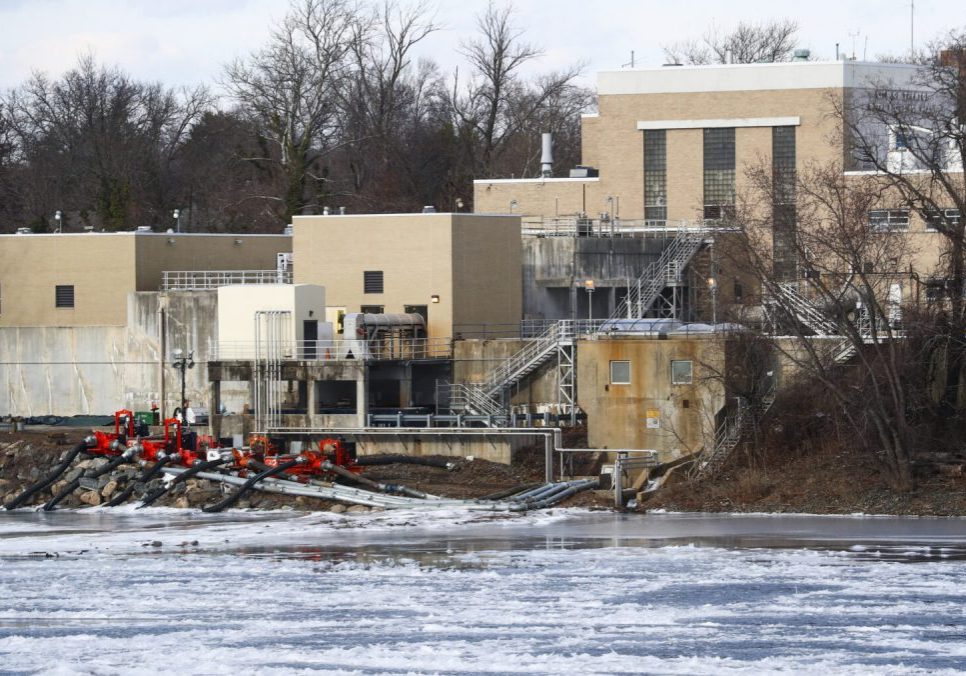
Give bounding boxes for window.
[609,360,631,385]
[643,130,667,223]
[925,279,949,301]
[869,209,910,231]
[55,285,74,308]
[671,360,693,385]
[772,126,798,281]
[360,305,384,314]
[703,127,735,220]
[923,208,961,232]
[363,270,384,294]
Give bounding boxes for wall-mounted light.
[167,238,176,245]
[234,238,243,245]
[431,294,440,304]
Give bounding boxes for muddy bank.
[643,445,966,517]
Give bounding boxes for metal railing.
[210,337,452,362]
[521,217,720,238]
[161,269,293,290]
[611,229,706,320]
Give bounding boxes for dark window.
[55,285,74,308]
[869,209,910,231]
[360,305,384,314]
[923,208,961,232]
[643,130,667,223]
[363,270,384,294]
[671,360,693,385]
[610,360,631,385]
[703,128,735,220]
[404,304,428,324]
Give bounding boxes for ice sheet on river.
[1,509,966,674]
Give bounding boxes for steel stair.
[611,229,706,320]
[694,384,777,480]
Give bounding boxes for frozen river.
[2,508,966,674]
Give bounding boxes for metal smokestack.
[541,133,553,178]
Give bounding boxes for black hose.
[201,458,302,513]
[353,454,456,470]
[137,457,227,508]
[43,452,133,512]
[478,482,544,501]
[3,440,91,510]
[103,457,172,507]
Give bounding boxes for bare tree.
[725,162,919,490]
[838,31,966,418]
[664,20,800,65]
[451,1,584,179]
[223,0,366,223]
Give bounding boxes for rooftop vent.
[569,166,599,178]
[15,227,33,234]
[136,225,153,233]
[422,205,437,213]
[792,49,811,61]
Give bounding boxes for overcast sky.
[0,0,960,93]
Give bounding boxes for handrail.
[161,269,292,290]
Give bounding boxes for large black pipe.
[103,456,172,507]
[3,439,92,510]
[137,457,227,508]
[43,451,134,511]
[478,482,544,501]
[201,458,302,513]
[353,455,456,470]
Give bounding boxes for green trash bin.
[134,411,154,427]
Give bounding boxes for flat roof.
[0,231,290,238]
[291,212,516,219]
[598,60,926,96]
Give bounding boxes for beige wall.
[474,85,845,223]
[217,284,325,352]
[0,232,292,327]
[0,234,137,327]
[292,213,522,339]
[577,336,725,462]
[134,234,291,291]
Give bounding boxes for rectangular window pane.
[55,285,74,308]
[363,270,384,294]
[360,305,384,314]
[671,359,693,385]
[643,130,667,224]
[869,209,910,231]
[923,208,961,232]
[703,128,735,219]
[610,360,631,385]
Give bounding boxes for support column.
[356,365,369,427]
[307,379,317,418]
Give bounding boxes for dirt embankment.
[644,445,966,517]
[0,430,575,512]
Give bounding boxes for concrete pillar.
[209,379,221,414]
[356,368,369,427]
[608,287,617,316]
[399,374,412,409]
[307,379,317,417]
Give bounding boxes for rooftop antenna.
[622,50,635,68]
[864,35,869,61]
[849,30,860,60]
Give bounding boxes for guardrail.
[210,337,452,362]
[521,217,722,238]
[161,269,292,290]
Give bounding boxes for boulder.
[346,505,369,514]
[79,490,101,506]
[101,480,118,499]
[329,503,347,513]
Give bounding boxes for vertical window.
[55,285,74,308]
[363,270,384,294]
[643,130,667,224]
[703,128,735,220]
[772,126,797,281]
[610,360,631,385]
[671,360,693,385]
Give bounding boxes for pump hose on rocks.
[137,457,227,508]
[103,456,173,507]
[353,454,456,470]
[3,440,91,510]
[201,458,302,513]
[43,452,133,512]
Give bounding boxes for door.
[303,320,318,359]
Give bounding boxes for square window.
[363,270,384,294]
[610,360,631,385]
[55,285,74,308]
[671,360,693,385]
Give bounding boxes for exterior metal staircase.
[612,229,706,320]
[450,229,707,422]
[694,383,777,480]
[771,283,877,364]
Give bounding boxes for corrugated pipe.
[43,447,137,512]
[138,457,227,508]
[202,458,302,513]
[3,438,92,510]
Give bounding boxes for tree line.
[0,0,593,234]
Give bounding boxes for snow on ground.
[2,509,966,674]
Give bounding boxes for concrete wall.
[0,291,216,417]
[454,339,559,409]
[576,336,725,462]
[292,213,521,339]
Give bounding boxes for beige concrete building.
[0,232,291,327]
[292,213,522,340]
